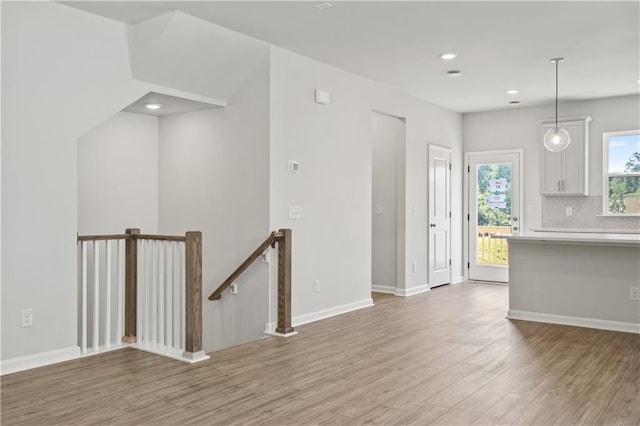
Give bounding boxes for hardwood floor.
[2,282,639,425]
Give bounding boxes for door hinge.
[467,262,470,269]
[449,163,452,171]
[449,211,452,218]
[467,214,470,221]
[449,259,452,265]
[467,165,470,173]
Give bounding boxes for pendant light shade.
[543,127,571,152]
[544,57,570,152]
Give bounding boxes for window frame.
[602,129,640,216]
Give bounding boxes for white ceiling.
[61,1,640,113]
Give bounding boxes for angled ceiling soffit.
[130,11,269,102]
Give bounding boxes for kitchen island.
[505,232,640,334]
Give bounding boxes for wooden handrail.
[134,234,186,242]
[208,231,282,301]
[77,234,129,242]
[208,229,293,336]
[77,233,187,242]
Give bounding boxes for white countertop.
[505,232,640,246]
[531,228,640,234]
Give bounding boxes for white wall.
[372,112,404,291]
[78,111,159,235]
[158,55,271,352]
[1,2,150,362]
[270,47,463,322]
[464,95,640,231]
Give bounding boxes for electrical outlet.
[313,280,320,293]
[630,287,640,301]
[21,309,33,327]
[261,251,270,263]
[565,207,573,216]
[230,283,238,295]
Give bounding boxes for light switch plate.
[289,206,304,219]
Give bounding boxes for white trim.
[603,129,640,216]
[395,284,430,297]
[80,343,128,358]
[372,284,396,294]
[540,115,592,125]
[264,330,298,338]
[292,298,374,327]
[428,144,452,287]
[1,346,81,375]
[464,149,524,283]
[130,343,210,364]
[451,276,465,284]
[507,310,640,334]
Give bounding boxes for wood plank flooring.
[2,282,639,425]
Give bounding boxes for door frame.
[428,144,452,287]
[463,149,524,282]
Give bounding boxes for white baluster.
[117,239,124,345]
[166,242,174,350]
[145,240,151,346]
[137,238,144,345]
[105,240,112,349]
[173,242,180,350]
[93,241,100,351]
[151,240,157,347]
[81,241,88,354]
[158,241,165,349]
[180,242,186,351]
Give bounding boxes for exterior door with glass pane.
[468,151,521,282]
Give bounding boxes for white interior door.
[428,145,451,287]
[467,151,521,283]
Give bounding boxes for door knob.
[430,223,436,228]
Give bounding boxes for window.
[603,130,640,215]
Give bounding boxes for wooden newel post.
[276,228,294,335]
[185,231,203,355]
[123,228,140,343]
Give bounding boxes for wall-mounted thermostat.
[288,160,300,174]
[315,89,330,105]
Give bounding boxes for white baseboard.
[264,330,298,338]
[372,285,396,294]
[452,276,465,284]
[292,298,374,327]
[507,310,640,334]
[1,346,81,376]
[130,344,210,364]
[395,284,430,297]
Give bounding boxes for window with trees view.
[603,130,640,215]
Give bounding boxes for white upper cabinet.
[540,116,592,196]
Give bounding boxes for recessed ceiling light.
[446,70,462,77]
[144,103,162,110]
[313,2,333,10]
[509,101,520,105]
[440,53,457,60]
[506,89,519,95]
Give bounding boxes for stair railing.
[77,228,205,361]
[208,228,294,336]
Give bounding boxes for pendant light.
[543,58,571,152]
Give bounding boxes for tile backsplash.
[542,195,640,230]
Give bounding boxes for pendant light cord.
[555,59,559,128]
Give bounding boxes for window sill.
[596,214,640,218]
